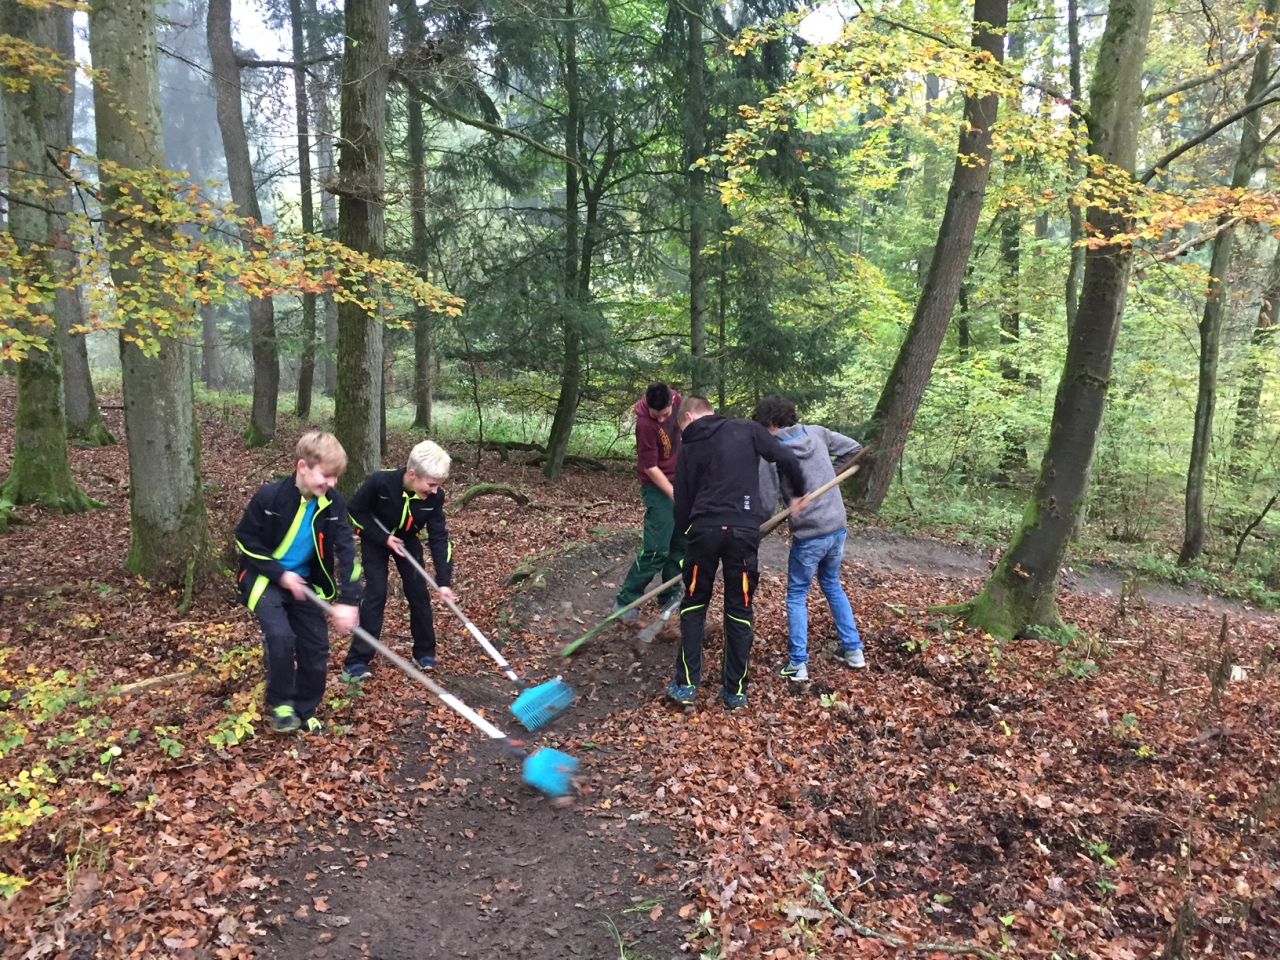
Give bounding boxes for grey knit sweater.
[758,424,861,540]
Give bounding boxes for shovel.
[303,588,577,797]
[374,519,576,731]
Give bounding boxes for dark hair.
[645,382,673,411]
[752,395,798,429]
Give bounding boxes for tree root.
[808,877,1000,960]
[453,483,531,511]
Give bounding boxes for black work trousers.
[345,538,437,667]
[674,523,760,697]
[255,583,330,720]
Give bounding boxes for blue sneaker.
[341,663,371,682]
[415,655,437,671]
[666,682,696,706]
[613,602,639,626]
[720,691,747,711]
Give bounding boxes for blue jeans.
[786,528,861,664]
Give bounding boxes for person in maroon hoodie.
[613,382,685,623]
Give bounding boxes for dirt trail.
[255,524,1276,960]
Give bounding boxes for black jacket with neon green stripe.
[347,468,453,588]
[234,476,362,611]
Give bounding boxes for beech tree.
[90,0,213,582]
[967,0,1156,639]
[0,0,97,515]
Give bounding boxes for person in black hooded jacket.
[341,440,455,680]
[667,395,808,710]
[235,431,360,734]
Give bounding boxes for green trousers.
[617,484,686,607]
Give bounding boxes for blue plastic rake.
[374,520,576,731]
[305,590,579,798]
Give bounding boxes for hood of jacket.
[681,413,728,445]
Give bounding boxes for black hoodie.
[674,414,807,533]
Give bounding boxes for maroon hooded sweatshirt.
[634,390,682,486]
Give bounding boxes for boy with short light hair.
[235,431,361,734]
[341,440,456,680]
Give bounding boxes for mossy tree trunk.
[967,0,1154,641]
[0,0,98,512]
[850,0,1008,512]
[1178,0,1278,566]
[333,0,388,490]
[90,0,213,583]
[208,0,278,447]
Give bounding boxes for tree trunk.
[0,0,97,511]
[333,0,387,488]
[850,0,1008,511]
[306,0,340,399]
[90,0,213,582]
[543,0,582,481]
[208,0,278,447]
[967,0,1155,640]
[290,0,317,419]
[1064,0,1086,332]
[399,0,434,433]
[1178,0,1278,566]
[1231,239,1280,465]
[684,0,710,394]
[44,5,113,447]
[201,303,226,390]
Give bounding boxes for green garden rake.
[304,589,577,797]
[374,519,576,731]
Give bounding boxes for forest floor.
[1,381,1279,959]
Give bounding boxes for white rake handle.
[303,588,507,741]
[372,518,522,685]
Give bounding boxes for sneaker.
[613,603,639,626]
[268,704,301,733]
[779,660,809,682]
[720,691,748,710]
[301,717,325,735]
[837,648,867,669]
[341,663,371,682]
[415,655,437,671]
[666,682,697,707]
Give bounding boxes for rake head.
[510,677,576,731]
[522,747,579,797]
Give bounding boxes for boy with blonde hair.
[235,431,361,733]
[341,440,456,680]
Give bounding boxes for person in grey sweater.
[754,396,866,679]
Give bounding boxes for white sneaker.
[837,648,867,669]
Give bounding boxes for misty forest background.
[5,0,1280,637]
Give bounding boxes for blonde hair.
[407,439,451,480]
[296,431,348,474]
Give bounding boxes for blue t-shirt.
[278,498,319,578]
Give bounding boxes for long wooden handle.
[303,588,508,741]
